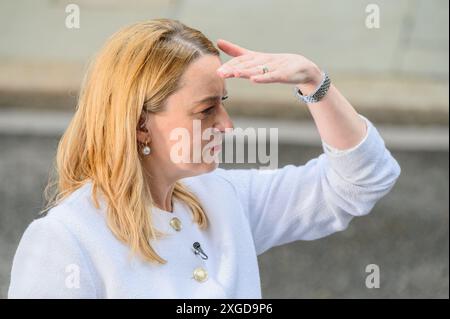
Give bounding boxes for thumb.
[217,39,251,57]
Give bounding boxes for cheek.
[150,114,188,144]
[151,117,218,164]
[157,121,195,158]
[173,120,213,149]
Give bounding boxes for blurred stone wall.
[0,0,448,124]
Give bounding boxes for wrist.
[293,68,331,104]
[295,64,322,96]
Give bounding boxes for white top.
[8,114,401,299]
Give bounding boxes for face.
[138,54,234,180]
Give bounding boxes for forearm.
[296,65,367,150]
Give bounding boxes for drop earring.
[142,140,151,156]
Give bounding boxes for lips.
[206,141,221,150]
[207,135,222,149]
[211,144,222,152]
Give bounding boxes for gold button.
[193,267,208,282]
[169,217,182,231]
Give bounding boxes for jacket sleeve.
[8,214,97,298]
[215,114,401,255]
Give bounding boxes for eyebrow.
[193,90,228,107]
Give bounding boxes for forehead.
[179,55,226,95]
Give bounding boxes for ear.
[136,112,151,144]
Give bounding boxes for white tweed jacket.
[8,114,401,298]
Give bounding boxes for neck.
[145,160,177,213]
[151,183,175,212]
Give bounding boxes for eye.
[201,106,215,115]
[199,96,229,116]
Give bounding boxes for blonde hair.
[41,19,220,264]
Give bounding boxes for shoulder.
[11,181,109,269]
[186,166,282,196]
[40,181,108,236]
[12,181,103,263]
[179,167,252,203]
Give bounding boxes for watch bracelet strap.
[293,71,331,104]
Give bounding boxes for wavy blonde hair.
[41,19,220,264]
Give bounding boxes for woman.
[8,19,400,298]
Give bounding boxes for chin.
[179,160,219,179]
[199,162,219,174]
[197,160,219,175]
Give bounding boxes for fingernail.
[217,69,228,77]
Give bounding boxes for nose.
[214,105,234,133]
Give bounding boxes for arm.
[295,65,368,151]
[215,40,401,255]
[216,115,401,255]
[216,39,367,152]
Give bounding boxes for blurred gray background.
[0,0,448,298]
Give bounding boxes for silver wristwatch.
[293,71,331,104]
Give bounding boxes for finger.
[250,67,282,84]
[236,65,269,79]
[216,65,238,78]
[217,39,252,57]
[229,57,273,78]
[219,60,276,80]
[217,55,257,77]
